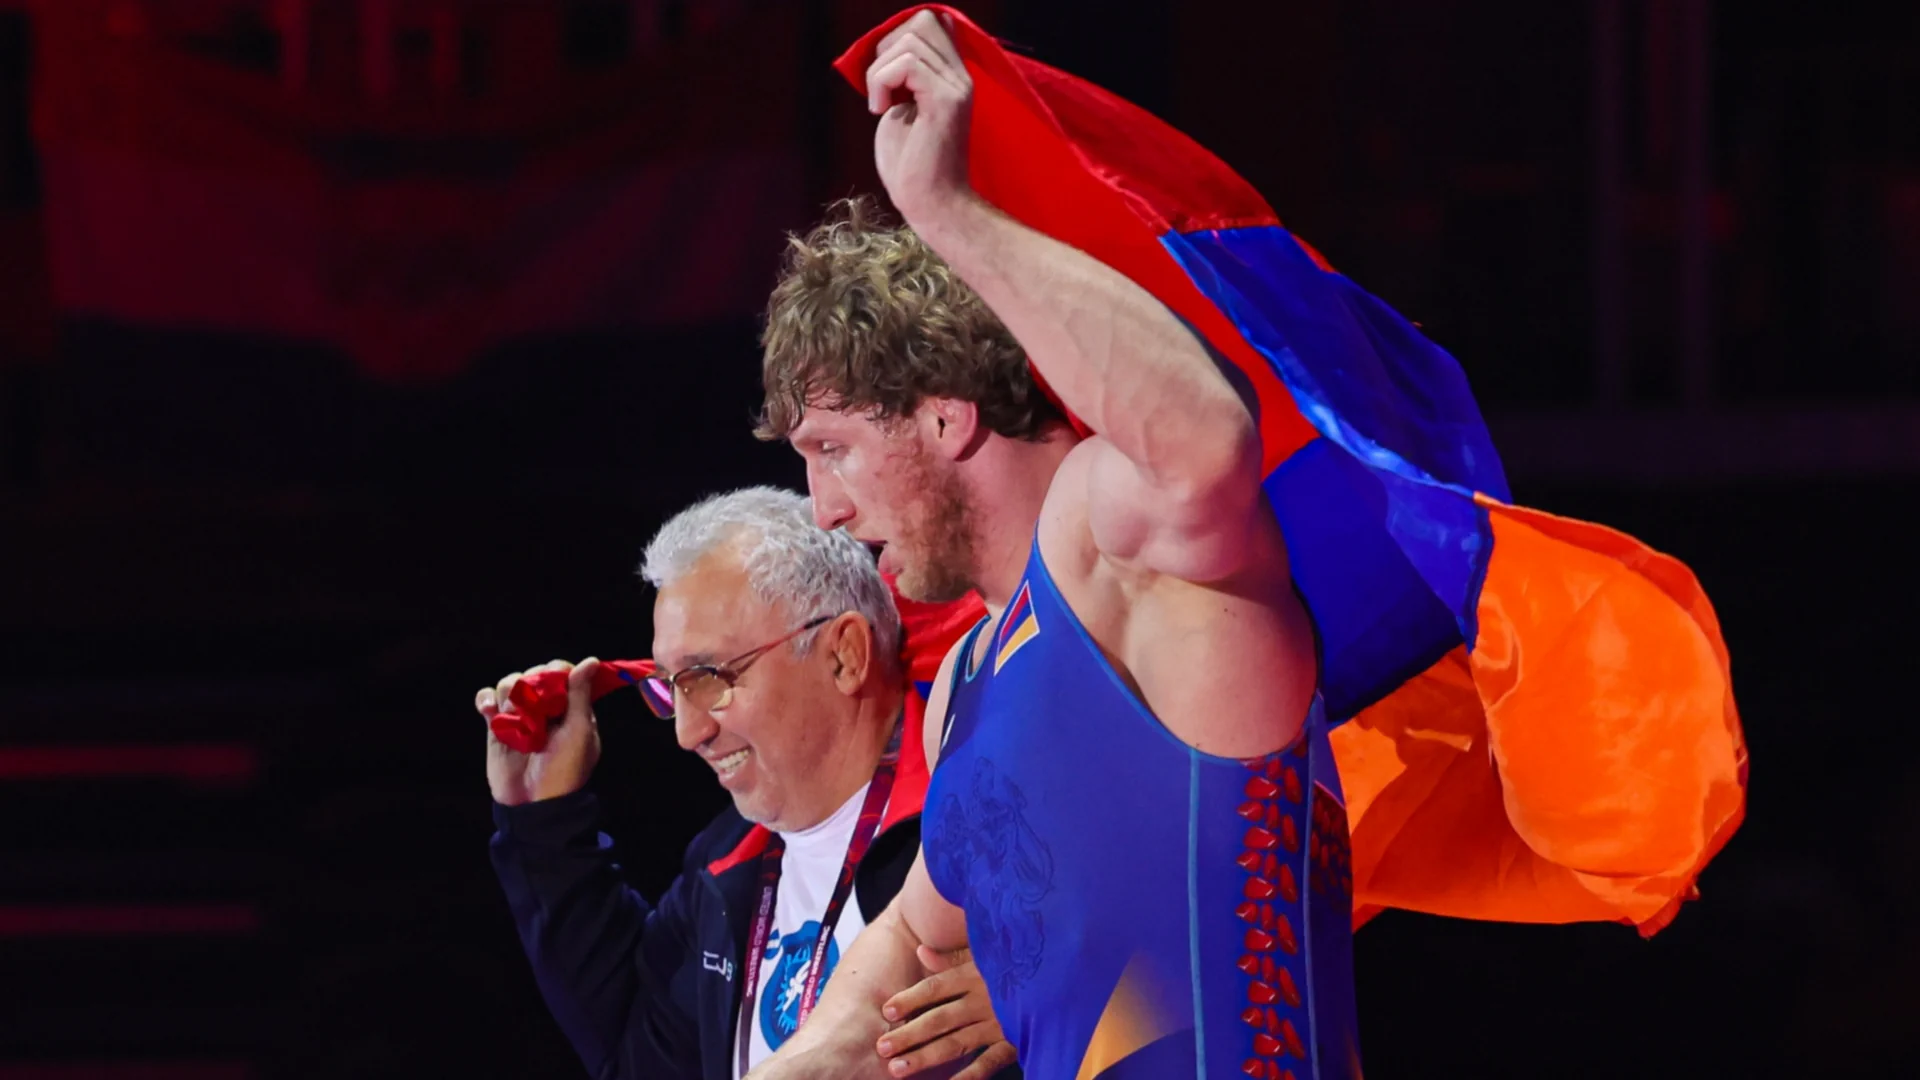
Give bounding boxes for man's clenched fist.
[477,658,603,805]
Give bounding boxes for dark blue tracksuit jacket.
[491,789,940,1080]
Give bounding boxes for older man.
[482,487,1014,1080]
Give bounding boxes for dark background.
[2,1,1916,1078]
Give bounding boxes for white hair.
[640,486,901,664]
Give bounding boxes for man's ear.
[826,613,875,695]
[920,397,985,462]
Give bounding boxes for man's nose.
[674,702,718,752]
[807,463,855,531]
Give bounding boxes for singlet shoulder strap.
[941,616,992,749]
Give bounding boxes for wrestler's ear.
[919,397,983,462]
[826,612,874,695]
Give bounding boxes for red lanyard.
[736,721,902,1076]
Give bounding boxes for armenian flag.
[836,5,1746,936]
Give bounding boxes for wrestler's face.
[651,544,849,830]
[791,404,979,604]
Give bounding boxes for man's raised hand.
[477,658,602,806]
[867,9,975,225]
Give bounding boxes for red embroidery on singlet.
[1308,782,1354,900]
[1236,737,1310,1080]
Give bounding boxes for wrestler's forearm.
[915,195,1260,496]
[748,902,925,1080]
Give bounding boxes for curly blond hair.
[756,196,1062,442]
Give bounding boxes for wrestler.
[747,10,1356,1080]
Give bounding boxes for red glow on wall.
[0,745,258,785]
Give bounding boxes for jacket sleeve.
[490,791,707,1080]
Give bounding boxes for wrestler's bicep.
[899,850,969,954]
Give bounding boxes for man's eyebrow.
[657,650,718,671]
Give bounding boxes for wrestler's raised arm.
[865,10,1267,585]
[861,10,1314,763]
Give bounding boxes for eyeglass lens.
[639,676,676,718]
[640,670,730,720]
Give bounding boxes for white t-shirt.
[737,783,872,1078]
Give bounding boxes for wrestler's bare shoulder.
[1038,440,1316,758]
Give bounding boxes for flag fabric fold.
[835,5,1746,935]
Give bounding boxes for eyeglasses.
[638,615,837,720]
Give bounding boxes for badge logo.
[758,922,840,1049]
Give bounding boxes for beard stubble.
[894,442,980,604]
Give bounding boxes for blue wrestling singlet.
[922,537,1362,1080]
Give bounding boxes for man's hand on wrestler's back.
[476,658,603,806]
[877,945,1017,1080]
[866,9,976,224]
